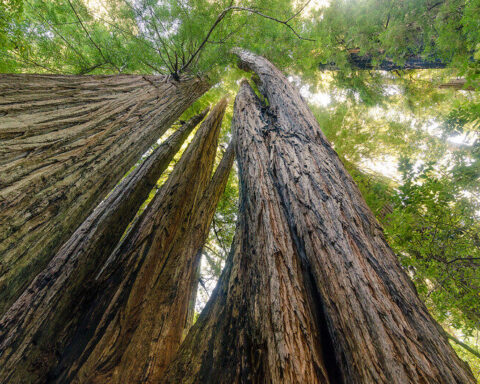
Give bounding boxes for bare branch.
[446,334,480,359]
[211,217,229,256]
[78,62,107,74]
[140,59,164,73]
[180,4,314,73]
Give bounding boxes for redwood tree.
[54,99,232,384]
[161,50,475,384]
[0,109,208,384]
[0,74,209,315]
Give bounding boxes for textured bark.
[162,50,475,384]
[0,109,208,384]
[162,82,332,384]
[0,74,209,315]
[53,98,231,384]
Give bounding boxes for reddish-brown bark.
[0,74,209,315]
[55,99,232,384]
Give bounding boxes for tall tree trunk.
[54,99,232,384]
[161,50,475,384]
[162,81,332,384]
[0,109,208,384]
[0,74,209,315]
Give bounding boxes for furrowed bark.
[184,143,236,338]
[233,48,475,383]
[0,109,208,384]
[162,50,475,384]
[0,74,209,315]
[161,81,331,384]
[54,99,230,384]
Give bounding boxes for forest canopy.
[1,0,479,380]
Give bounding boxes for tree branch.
[180,4,314,73]
[446,333,480,359]
[25,0,90,68]
[0,51,62,73]
[66,0,121,73]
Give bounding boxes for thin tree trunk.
[161,50,475,384]
[0,74,209,315]
[0,109,208,384]
[446,334,480,360]
[54,99,232,384]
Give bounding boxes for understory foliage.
[1,0,479,376]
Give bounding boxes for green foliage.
[309,51,479,371]
[0,0,24,71]
[385,158,480,332]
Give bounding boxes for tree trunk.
[161,49,475,384]
[437,78,474,90]
[54,98,232,384]
[0,109,208,384]
[319,51,448,71]
[0,74,209,315]
[162,81,332,384]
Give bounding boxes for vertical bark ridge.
[232,48,474,384]
[54,98,229,384]
[0,74,209,315]
[161,81,331,384]
[184,142,236,339]
[0,109,209,384]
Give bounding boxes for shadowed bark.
[0,109,208,384]
[0,74,209,315]
[161,49,475,384]
[53,99,232,384]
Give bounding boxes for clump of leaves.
[385,158,480,333]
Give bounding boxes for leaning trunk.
[55,99,231,384]
[319,51,448,71]
[161,50,474,384]
[0,74,209,314]
[0,109,208,384]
